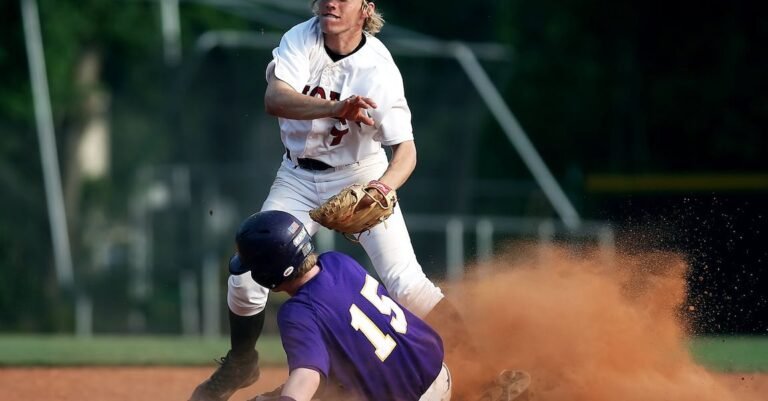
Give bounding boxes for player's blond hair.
[311,0,385,35]
[295,252,319,277]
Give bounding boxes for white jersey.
[267,17,414,167]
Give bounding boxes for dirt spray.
[438,244,761,401]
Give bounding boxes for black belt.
[286,149,334,171]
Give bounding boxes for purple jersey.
[277,251,444,401]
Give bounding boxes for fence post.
[180,272,199,336]
[476,218,494,264]
[537,220,555,267]
[446,218,465,281]
[598,226,616,268]
[201,253,220,337]
[75,293,92,337]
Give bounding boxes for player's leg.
[357,206,444,317]
[259,161,322,234]
[419,363,452,401]
[319,155,439,314]
[358,213,486,400]
[190,163,319,401]
[226,273,270,354]
[188,275,267,401]
[357,208,472,348]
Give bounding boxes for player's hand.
[332,95,377,126]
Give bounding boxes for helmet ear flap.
[281,265,296,279]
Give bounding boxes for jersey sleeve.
[372,67,414,146]
[266,20,316,93]
[278,300,330,377]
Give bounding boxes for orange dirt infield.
[0,366,286,401]
[0,366,766,401]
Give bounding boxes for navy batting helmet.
[228,210,314,289]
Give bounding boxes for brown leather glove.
[309,180,397,237]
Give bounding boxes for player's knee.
[227,273,269,316]
[387,278,444,318]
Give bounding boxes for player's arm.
[265,64,377,125]
[279,368,321,401]
[377,140,417,191]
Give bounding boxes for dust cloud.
[438,243,759,401]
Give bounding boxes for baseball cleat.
[188,350,260,401]
[477,370,532,401]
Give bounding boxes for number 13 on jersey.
[349,275,408,361]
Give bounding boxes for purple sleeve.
[278,301,330,377]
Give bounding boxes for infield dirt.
[0,367,766,401]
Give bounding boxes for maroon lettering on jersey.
[303,86,348,146]
[330,125,349,146]
[309,86,327,99]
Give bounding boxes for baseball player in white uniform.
[189,2,467,401]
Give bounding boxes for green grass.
[0,335,767,372]
[689,336,768,372]
[0,334,286,366]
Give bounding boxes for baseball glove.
[309,180,397,238]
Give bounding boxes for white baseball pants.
[420,364,452,401]
[228,151,444,318]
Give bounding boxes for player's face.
[316,0,369,36]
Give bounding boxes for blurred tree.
[0,0,247,332]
